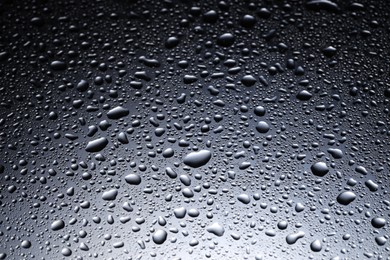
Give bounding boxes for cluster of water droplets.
[0,0,389,259]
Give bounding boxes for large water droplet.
[183,150,212,168]
[336,191,356,205]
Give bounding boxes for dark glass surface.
[0,0,389,259]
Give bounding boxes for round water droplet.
[311,162,329,177]
[162,148,174,158]
[51,220,65,231]
[310,239,322,252]
[61,247,72,256]
[76,79,89,92]
[277,221,288,230]
[241,75,256,87]
[375,236,387,246]
[217,33,235,47]
[21,240,31,248]
[371,217,386,228]
[165,37,179,49]
[153,229,167,244]
[254,106,266,116]
[256,121,270,133]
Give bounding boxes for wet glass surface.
[0,0,389,259]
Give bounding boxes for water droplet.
[152,229,167,244]
[21,240,31,249]
[102,189,118,201]
[183,150,212,168]
[125,173,141,185]
[217,33,235,47]
[286,231,305,245]
[310,239,322,252]
[311,162,329,177]
[51,220,65,231]
[85,137,109,153]
[371,217,386,228]
[107,106,129,120]
[256,121,270,133]
[206,222,225,237]
[61,247,72,256]
[337,191,356,205]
